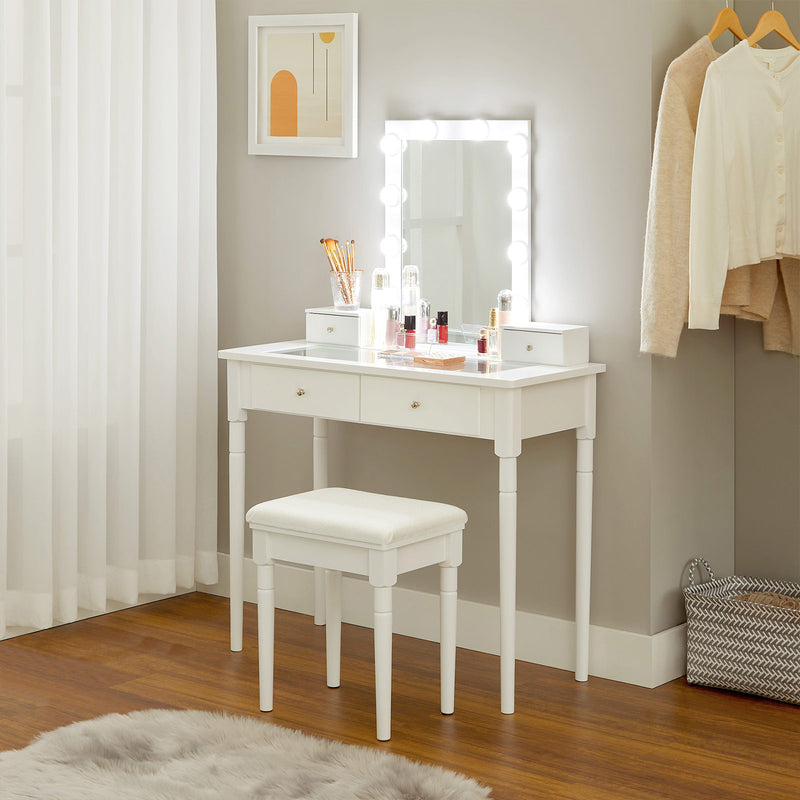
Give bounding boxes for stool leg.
[257,562,275,712]
[325,569,342,688]
[440,564,457,715]
[373,586,393,741]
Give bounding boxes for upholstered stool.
[247,487,466,741]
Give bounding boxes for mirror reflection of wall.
[403,140,512,331]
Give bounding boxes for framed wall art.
[248,13,358,158]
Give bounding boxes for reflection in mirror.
[382,119,531,340]
[404,140,512,330]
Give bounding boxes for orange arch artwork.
[270,70,298,136]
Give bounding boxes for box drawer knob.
[296,388,306,397]
[326,326,335,333]
[410,400,421,409]
[526,344,533,351]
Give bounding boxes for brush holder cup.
[329,270,362,311]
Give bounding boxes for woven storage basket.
[683,558,800,704]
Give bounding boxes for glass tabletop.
[270,343,530,375]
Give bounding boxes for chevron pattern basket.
[683,558,800,704]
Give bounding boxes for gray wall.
[732,0,800,581]
[217,0,797,640]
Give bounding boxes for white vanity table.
[220,340,605,714]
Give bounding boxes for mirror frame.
[381,119,531,324]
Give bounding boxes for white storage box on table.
[500,322,589,365]
[683,557,800,704]
[305,306,372,347]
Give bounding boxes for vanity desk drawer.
[306,307,371,347]
[248,364,359,421]
[361,376,481,436]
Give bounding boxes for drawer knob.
[296,388,306,397]
[326,326,335,333]
[410,400,421,409]
[526,344,533,351]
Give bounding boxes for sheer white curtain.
[0,0,218,636]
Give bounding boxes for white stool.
[247,487,466,741]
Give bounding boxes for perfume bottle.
[402,265,420,320]
[487,308,499,359]
[370,268,391,348]
[385,305,400,349]
[426,318,438,344]
[477,328,488,355]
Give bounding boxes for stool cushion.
[246,488,467,546]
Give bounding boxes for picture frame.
[248,13,358,158]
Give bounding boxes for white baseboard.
[198,553,686,689]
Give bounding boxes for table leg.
[229,419,246,652]
[499,456,517,714]
[575,435,594,682]
[313,418,328,625]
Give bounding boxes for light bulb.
[379,235,401,257]
[380,133,402,156]
[418,119,438,140]
[507,133,529,157]
[507,188,529,211]
[467,119,490,141]
[380,185,401,207]
[507,240,528,264]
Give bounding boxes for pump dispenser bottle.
[370,268,391,348]
[418,298,430,342]
[402,265,420,321]
[487,307,500,359]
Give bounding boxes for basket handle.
[687,557,715,585]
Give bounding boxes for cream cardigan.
[641,37,778,357]
[689,41,800,329]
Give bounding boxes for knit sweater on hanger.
[641,36,778,357]
[689,40,800,329]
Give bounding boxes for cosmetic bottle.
[497,290,512,355]
[477,328,488,355]
[487,308,499,359]
[418,299,430,342]
[427,318,438,344]
[436,310,448,344]
[404,315,416,349]
[497,289,513,325]
[402,265,420,320]
[370,268,391,348]
[385,305,400,349]
[397,321,406,349]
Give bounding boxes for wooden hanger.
[708,6,747,42]
[749,6,800,49]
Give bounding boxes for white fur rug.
[0,709,491,799]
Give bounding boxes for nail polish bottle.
[477,328,488,355]
[404,315,416,350]
[397,321,406,349]
[385,305,400,348]
[436,310,448,344]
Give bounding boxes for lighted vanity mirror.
[381,119,531,339]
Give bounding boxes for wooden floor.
[1,593,798,799]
